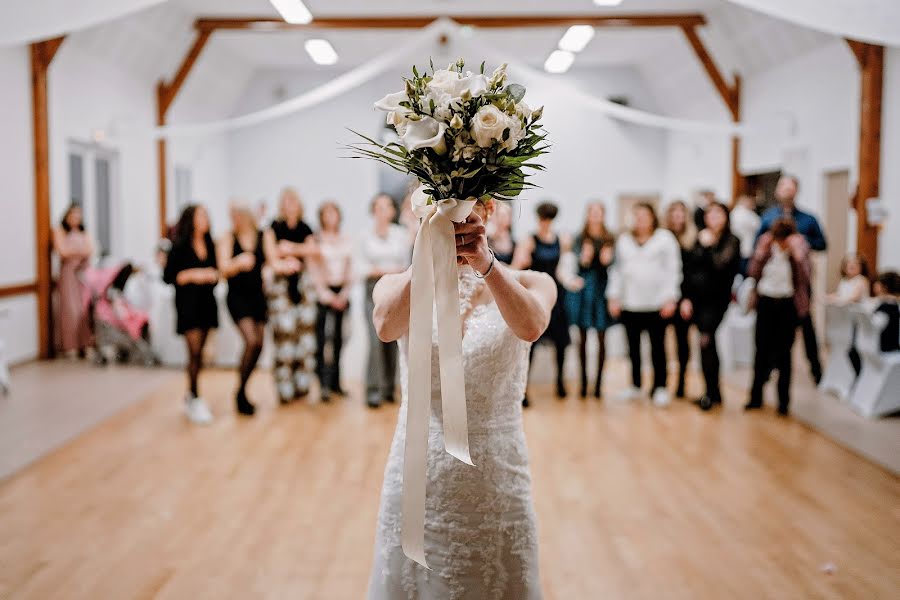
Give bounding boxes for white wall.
[0,46,39,362]
[879,47,900,270]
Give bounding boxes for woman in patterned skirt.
[264,188,319,403]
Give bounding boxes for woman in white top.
[312,201,353,400]
[730,194,762,275]
[607,203,682,407]
[827,253,871,305]
[363,193,412,408]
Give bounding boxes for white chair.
[818,303,858,401]
[848,307,900,418]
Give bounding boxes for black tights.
[670,314,690,395]
[577,327,606,395]
[236,318,264,395]
[184,328,209,398]
[528,340,567,389]
[698,328,721,401]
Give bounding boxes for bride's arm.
[457,212,555,342]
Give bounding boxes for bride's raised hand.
[454,212,492,273]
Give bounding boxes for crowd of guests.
[53,174,900,425]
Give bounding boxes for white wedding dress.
[367,287,542,599]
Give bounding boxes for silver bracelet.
[473,249,496,279]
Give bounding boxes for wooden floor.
[1,363,899,599]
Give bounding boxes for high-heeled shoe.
[236,390,256,416]
[555,380,567,399]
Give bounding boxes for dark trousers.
[315,285,347,392]
[750,296,798,409]
[621,310,667,392]
[365,278,397,404]
[800,311,822,379]
[695,307,728,402]
[667,313,690,394]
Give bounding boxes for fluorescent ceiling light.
[269,0,313,25]
[593,0,624,6]
[558,25,595,53]
[544,50,575,74]
[305,39,338,65]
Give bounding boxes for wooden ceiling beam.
[158,29,212,118]
[680,24,738,120]
[194,14,707,32]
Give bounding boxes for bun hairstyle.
[536,201,558,221]
[770,217,796,241]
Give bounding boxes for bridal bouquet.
[350,59,548,202]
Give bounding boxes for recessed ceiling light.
[593,0,624,6]
[269,0,313,25]
[544,50,575,74]
[305,39,338,65]
[558,25,595,53]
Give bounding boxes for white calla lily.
[400,116,448,155]
[374,90,409,112]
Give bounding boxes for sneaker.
[652,388,671,407]
[616,387,642,401]
[184,395,213,425]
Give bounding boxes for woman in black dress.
[217,204,271,416]
[513,201,572,404]
[163,204,219,425]
[264,188,319,403]
[680,202,741,411]
[664,200,696,398]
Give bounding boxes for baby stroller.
[81,263,158,366]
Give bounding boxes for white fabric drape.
[133,18,754,140]
[725,0,900,47]
[0,0,167,47]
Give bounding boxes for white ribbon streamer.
[402,195,476,568]
[118,18,766,140]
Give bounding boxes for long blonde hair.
[664,200,696,249]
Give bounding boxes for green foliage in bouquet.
[347,59,549,203]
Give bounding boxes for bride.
[366,197,556,599]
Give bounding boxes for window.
[67,142,119,257]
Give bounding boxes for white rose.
[500,116,524,152]
[400,116,448,155]
[515,101,532,121]
[428,69,488,100]
[470,105,509,148]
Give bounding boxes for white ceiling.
[66,0,837,120]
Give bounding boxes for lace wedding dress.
[367,272,542,600]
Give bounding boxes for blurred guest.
[745,218,811,416]
[565,202,614,399]
[513,201,572,403]
[53,204,94,358]
[693,189,716,230]
[265,188,318,403]
[362,193,410,408]
[756,174,826,384]
[607,203,681,407]
[217,203,270,416]
[313,201,353,401]
[664,200,697,399]
[871,272,900,352]
[827,254,871,305]
[681,203,741,411]
[730,194,761,275]
[488,201,516,265]
[163,205,219,425]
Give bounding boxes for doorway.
[823,170,851,292]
